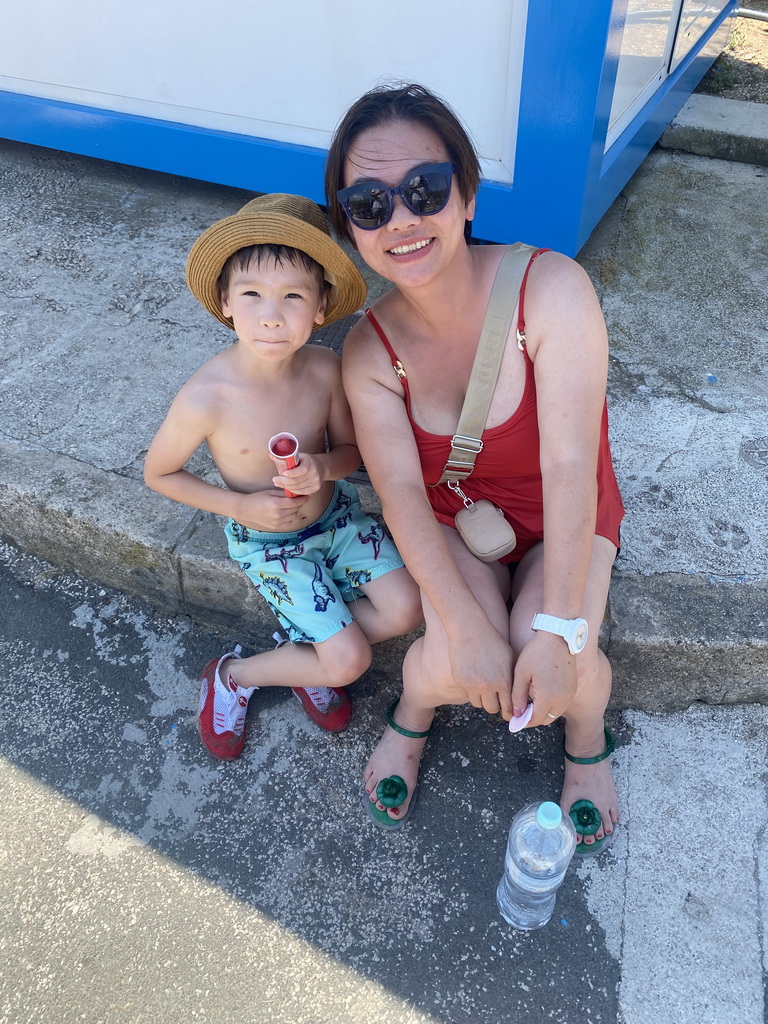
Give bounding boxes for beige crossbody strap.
[433,242,537,487]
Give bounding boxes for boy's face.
[220,255,327,358]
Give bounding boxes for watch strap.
[531,613,587,654]
[531,613,570,635]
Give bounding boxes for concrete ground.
[1,541,766,1024]
[0,93,767,1023]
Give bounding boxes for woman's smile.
[387,236,435,257]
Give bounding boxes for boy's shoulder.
[303,342,340,364]
[171,349,236,411]
[180,347,232,386]
[299,343,343,380]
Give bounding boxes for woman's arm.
[271,351,361,494]
[511,253,609,721]
[343,316,515,717]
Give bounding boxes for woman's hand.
[511,630,578,727]
[448,620,515,719]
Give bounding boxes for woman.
[325,84,624,851]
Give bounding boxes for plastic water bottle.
[496,801,577,930]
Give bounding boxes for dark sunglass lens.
[405,169,450,214]
[346,187,390,228]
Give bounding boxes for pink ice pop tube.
[268,432,299,497]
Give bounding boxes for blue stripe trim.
[0,89,328,202]
[580,0,737,251]
[475,0,616,253]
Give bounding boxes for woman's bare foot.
[560,718,619,851]
[363,696,434,823]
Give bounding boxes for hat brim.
[186,209,367,330]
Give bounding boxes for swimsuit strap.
[365,308,412,407]
[366,244,550,384]
[365,307,395,360]
[516,248,550,350]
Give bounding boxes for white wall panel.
[2,0,527,179]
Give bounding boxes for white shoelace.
[213,681,253,735]
[211,645,252,736]
[297,686,338,713]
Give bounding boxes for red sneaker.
[291,685,352,732]
[271,632,353,733]
[198,645,253,760]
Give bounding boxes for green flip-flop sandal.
[564,727,617,858]
[364,699,432,831]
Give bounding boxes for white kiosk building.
[0,1,736,254]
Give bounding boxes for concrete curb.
[607,570,768,709]
[0,439,416,670]
[2,440,765,713]
[659,93,768,166]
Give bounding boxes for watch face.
[574,622,588,651]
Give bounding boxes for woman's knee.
[402,632,459,705]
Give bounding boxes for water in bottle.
[496,800,577,930]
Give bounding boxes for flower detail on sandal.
[376,775,408,808]
[564,727,617,858]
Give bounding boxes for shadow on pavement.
[1,544,623,1023]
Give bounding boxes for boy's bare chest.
[207,384,329,488]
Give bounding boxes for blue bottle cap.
[536,801,562,829]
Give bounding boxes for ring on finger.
[546,711,558,720]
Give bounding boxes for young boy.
[144,194,422,760]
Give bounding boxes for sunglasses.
[337,162,457,230]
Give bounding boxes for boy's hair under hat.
[186,193,366,330]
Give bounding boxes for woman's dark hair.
[325,83,481,245]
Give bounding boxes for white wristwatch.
[531,613,589,655]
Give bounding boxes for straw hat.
[186,193,366,330]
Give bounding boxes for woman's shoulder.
[520,247,605,358]
[469,242,580,290]
[524,246,589,284]
[345,291,399,350]
[521,247,597,315]
[342,302,408,394]
[343,308,377,353]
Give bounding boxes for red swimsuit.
[365,252,625,564]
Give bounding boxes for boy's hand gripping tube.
[268,433,299,498]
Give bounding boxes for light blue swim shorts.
[224,479,404,644]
